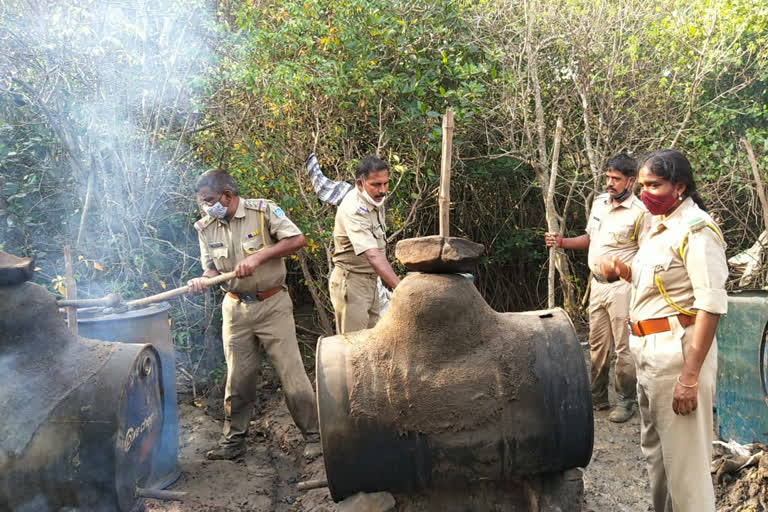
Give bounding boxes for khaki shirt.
[586,193,649,277]
[194,198,302,293]
[629,197,728,322]
[332,189,387,273]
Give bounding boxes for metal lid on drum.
[78,302,170,323]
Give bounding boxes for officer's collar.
[216,196,244,225]
[607,193,637,209]
[232,197,246,218]
[658,196,694,225]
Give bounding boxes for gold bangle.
[677,376,698,388]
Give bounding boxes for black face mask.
[610,187,630,201]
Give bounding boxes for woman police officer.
[601,149,727,511]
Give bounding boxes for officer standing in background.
[545,153,648,423]
[188,168,320,460]
[330,155,400,334]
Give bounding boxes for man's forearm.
[561,234,590,250]
[364,249,400,289]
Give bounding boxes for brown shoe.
[205,443,246,460]
[303,442,323,461]
[609,402,635,423]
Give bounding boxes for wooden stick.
[742,138,768,237]
[439,107,455,238]
[125,270,238,309]
[296,478,328,491]
[63,246,78,335]
[546,117,563,309]
[135,487,186,501]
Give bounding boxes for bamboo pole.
[135,487,186,501]
[63,246,78,335]
[439,108,455,237]
[546,117,563,309]
[296,478,328,491]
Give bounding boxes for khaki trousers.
[329,266,380,334]
[631,317,717,512]
[219,289,318,446]
[589,279,636,402]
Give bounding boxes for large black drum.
[316,273,593,501]
[0,282,163,512]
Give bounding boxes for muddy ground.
[144,330,762,512]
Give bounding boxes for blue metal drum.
[714,291,768,445]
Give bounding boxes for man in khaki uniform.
[545,153,648,423]
[330,155,400,334]
[188,169,319,460]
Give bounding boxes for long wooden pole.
[63,246,78,335]
[546,117,563,309]
[124,270,238,308]
[439,108,455,237]
[742,138,768,237]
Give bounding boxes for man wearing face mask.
[187,169,320,461]
[330,155,401,334]
[544,153,649,423]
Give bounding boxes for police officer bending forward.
[188,169,320,460]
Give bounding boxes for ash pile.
[0,251,164,512]
[316,236,593,511]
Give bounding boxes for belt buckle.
[628,319,645,336]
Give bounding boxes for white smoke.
[0,0,219,293]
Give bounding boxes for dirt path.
[144,339,759,511]
[145,385,652,511]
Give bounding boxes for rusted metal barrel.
[0,282,163,512]
[78,302,180,489]
[316,273,593,501]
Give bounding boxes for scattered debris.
[713,440,768,511]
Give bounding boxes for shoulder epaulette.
[687,217,707,232]
[679,215,725,258]
[194,215,215,232]
[243,198,270,211]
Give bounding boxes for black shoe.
[206,443,246,460]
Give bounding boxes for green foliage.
[3,0,768,348]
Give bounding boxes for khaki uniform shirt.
[332,189,387,274]
[586,193,649,278]
[629,197,728,322]
[194,198,302,293]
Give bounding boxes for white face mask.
[361,188,386,208]
[203,201,227,219]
